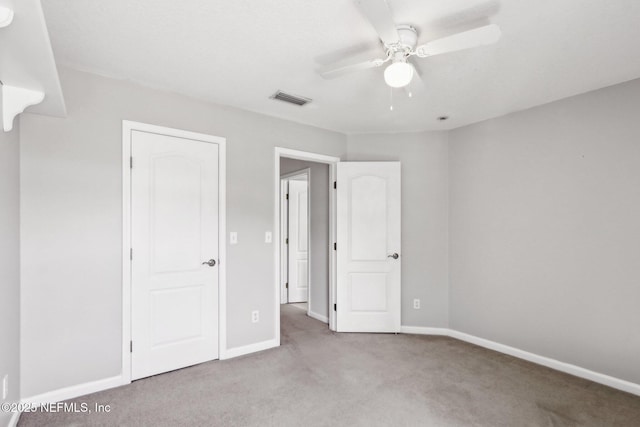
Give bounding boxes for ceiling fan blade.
[353,0,400,46]
[319,57,386,79]
[415,24,501,58]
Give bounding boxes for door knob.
[202,259,216,267]
[387,253,399,260]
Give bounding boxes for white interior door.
[131,130,219,380]
[336,162,401,332]
[287,179,309,303]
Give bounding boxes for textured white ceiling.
[41,0,640,133]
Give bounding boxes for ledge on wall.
[0,0,66,132]
[2,84,44,131]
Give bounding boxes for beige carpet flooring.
[19,305,640,426]
[288,302,308,311]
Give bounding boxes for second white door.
[287,179,309,303]
[336,162,401,332]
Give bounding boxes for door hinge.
[286,238,289,245]
[333,181,337,189]
[334,242,337,251]
[285,282,289,289]
[130,341,133,353]
[130,248,133,260]
[130,157,133,169]
[334,303,337,311]
[286,193,289,200]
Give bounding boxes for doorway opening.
[280,169,310,310]
[274,148,401,343]
[274,148,339,343]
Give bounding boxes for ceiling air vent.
[270,90,311,106]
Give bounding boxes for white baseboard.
[19,341,280,407]
[400,325,449,336]
[22,375,127,406]
[220,338,279,360]
[399,325,640,397]
[8,410,20,427]
[308,310,329,324]
[15,328,638,416]
[448,330,640,397]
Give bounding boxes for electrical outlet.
[265,231,272,243]
[413,299,421,309]
[251,310,259,323]
[230,232,238,245]
[2,374,8,400]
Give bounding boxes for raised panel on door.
[337,162,401,332]
[131,130,219,380]
[150,154,203,272]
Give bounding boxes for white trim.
[220,339,279,360]
[121,122,132,384]
[308,310,329,324]
[22,375,126,406]
[328,163,337,331]
[16,329,638,408]
[217,139,228,360]
[306,168,311,315]
[399,326,640,396]
[122,120,228,375]
[279,180,288,304]
[274,148,341,347]
[400,326,449,335]
[276,147,341,164]
[280,169,311,180]
[8,410,20,427]
[447,330,640,397]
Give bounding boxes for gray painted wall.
[280,158,330,320]
[0,125,20,426]
[347,132,449,327]
[16,65,640,400]
[449,79,640,384]
[20,67,346,398]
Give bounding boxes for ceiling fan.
[320,0,501,90]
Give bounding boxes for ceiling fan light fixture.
[384,61,413,88]
[0,6,14,28]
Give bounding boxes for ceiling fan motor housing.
[393,25,418,51]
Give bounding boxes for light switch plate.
[230,232,238,245]
[265,231,272,243]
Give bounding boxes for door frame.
[280,169,311,309]
[274,148,340,340]
[122,120,227,383]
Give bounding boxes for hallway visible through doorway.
[279,156,331,325]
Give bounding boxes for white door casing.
[131,130,219,380]
[280,179,289,304]
[287,179,309,303]
[336,162,401,332]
